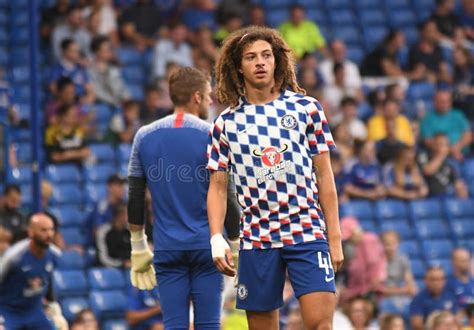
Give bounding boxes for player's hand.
[46,302,69,330]
[329,240,344,273]
[210,233,236,277]
[130,231,157,290]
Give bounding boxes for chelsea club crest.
[281,114,297,129]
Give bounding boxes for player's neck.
[174,106,198,118]
[29,241,47,259]
[244,83,280,105]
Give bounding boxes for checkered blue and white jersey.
[208,90,336,250]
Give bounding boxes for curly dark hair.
[215,26,305,107]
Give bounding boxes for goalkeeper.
[127,67,240,329]
[0,213,68,330]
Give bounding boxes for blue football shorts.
[0,305,54,330]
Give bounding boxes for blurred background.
[0,0,473,329]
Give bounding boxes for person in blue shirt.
[126,279,163,330]
[0,213,66,330]
[446,248,474,311]
[410,266,460,330]
[127,67,240,329]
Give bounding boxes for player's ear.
[194,90,202,104]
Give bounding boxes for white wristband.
[210,233,230,259]
[130,230,148,251]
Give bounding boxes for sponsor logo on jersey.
[253,144,293,184]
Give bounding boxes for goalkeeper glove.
[130,230,157,290]
[46,302,68,330]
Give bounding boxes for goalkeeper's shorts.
[236,240,336,312]
[0,305,55,330]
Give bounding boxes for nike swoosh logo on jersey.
[325,275,334,282]
[237,125,256,135]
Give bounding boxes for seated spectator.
[379,314,406,330]
[279,4,327,59]
[344,297,378,330]
[50,38,95,104]
[214,13,243,45]
[141,85,173,125]
[106,100,141,144]
[385,83,411,116]
[45,77,80,125]
[153,22,193,80]
[331,97,367,141]
[89,36,130,107]
[446,248,474,311]
[126,281,163,330]
[361,31,406,77]
[40,0,70,45]
[71,308,99,330]
[345,140,386,201]
[0,184,26,244]
[379,231,417,315]
[323,62,364,111]
[452,46,474,118]
[384,145,429,200]
[118,0,161,51]
[340,217,387,302]
[332,123,355,166]
[408,20,450,82]
[96,203,131,268]
[191,26,217,62]
[52,6,92,60]
[0,226,12,256]
[82,0,118,45]
[41,180,65,250]
[418,134,469,198]
[426,310,458,330]
[44,104,91,164]
[331,151,348,203]
[420,90,472,161]
[247,4,267,27]
[430,0,463,42]
[459,0,474,41]
[297,53,324,99]
[368,99,415,146]
[410,266,460,330]
[376,118,406,165]
[320,40,362,90]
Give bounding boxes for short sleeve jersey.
[208,90,336,250]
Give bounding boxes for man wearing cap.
[339,216,387,302]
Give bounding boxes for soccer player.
[127,66,240,329]
[207,26,344,329]
[0,213,67,330]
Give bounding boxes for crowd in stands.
[0,0,473,329]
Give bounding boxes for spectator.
[459,0,474,41]
[0,184,26,244]
[89,36,130,106]
[140,85,172,124]
[410,266,459,330]
[408,20,449,82]
[126,282,163,330]
[297,53,324,99]
[44,104,91,164]
[384,145,429,200]
[106,100,141,144]
[430,0,462,41]
[152,22,193,80]
[344,297,378,330]
[368,99,415,146]
[323,62,364,111]
[41,180,66,250]
[345,140,386,201]
[331,151,348,203]
[361,30,406,77]
[118,0,161,51]
[426,310,458,330]
[50,38,95,104]
[380,314,406,330]
[446,248,474,311]
[71,308,99,330]
[82,0,118,45]
[45,77,79,124]
[331,97,367,141]
[247,4,267,27]
[465,304,474,330]
[96,202,131,268]
[452,46,473,119]
[0,226,11,256]
[417,134,469,198]
[332,123,355,165]
[376,118,406,165]
[379,231,417,315]
[191,26,217,62]
[340,217,387,302]
[40,0,70,45]
[52,6,92,60]
[420,90,472,161]
[214,13,243,45]
[320,40,362,90]
[279,4,327,59]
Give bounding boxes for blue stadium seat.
[451,220,474,240]
[46,164,82,183]
[380,220,413,239]
[306,9,327,25]
[53,270,88,298]
[57,250,86,270]
[462,158,474,182]
[127,84,144,101]
[89,144,117,164]
[410,259,426,279]
[88,268,126,291]
[51,184,84,205]
[359,219,378,233]
[415,220,450,240]
[263,0,293,9]
[388,9,416,28]
[60,297,89,322]
[399,240,421,259]
[384,0,410,9]
[457,240,474,254]
[346,46,365,65]
[85,183,108,204]
[354,0,382,9]
[94,103,114,124]
[422,240,454,260]
[117,47,143,66]
[435,259,452,276]
[9,165,32,184]
[122,66,145,85]
[339,200,373,220]
[413,0,436,21]
[50,206,86,228]
[329,10,356,25]
[326,0,350,9]
[267,9,289,27]
[375,200,408,221]
[401,27,419,46]
[9,28,29,45]
[102,319,129,330]
[62,228,86,246]
[406,82,436,102]
[119,163,128,177]
[358,9,386,26]
[331,27,360,45]
[118,144,132,165]
[363,26,389,50]
[444,198,474,219]
[84,164,117,183]
[409,199,442,220]
[10,66,29,83]
[89,290,127,320]
[0,47,8,65]
[182,8,216,31]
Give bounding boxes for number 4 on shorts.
[317,251,334,282]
